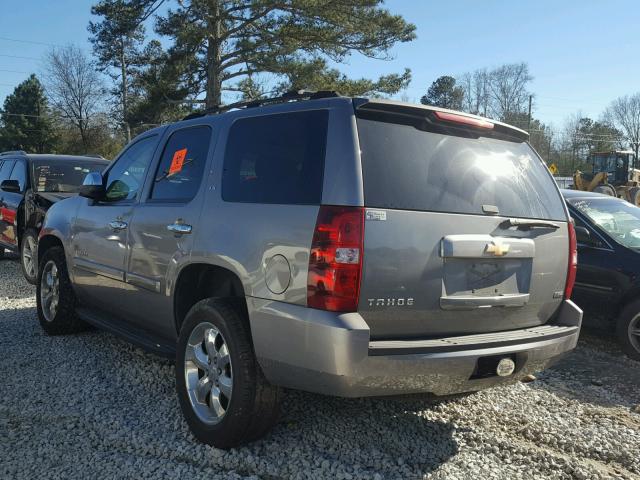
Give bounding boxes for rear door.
[355,105,569,339]
[570,213,617,319]
[125,125,214,339]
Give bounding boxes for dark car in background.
[0,151,109,283]
[564,189,640,360]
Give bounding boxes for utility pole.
[527,95,532,133]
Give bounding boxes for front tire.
[616,299,640,361]
[176,299,281,448]
[20,229,38,284]
[36,246,85,335]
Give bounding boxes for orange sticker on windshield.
[169,148,187,175]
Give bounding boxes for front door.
[0,159,17,249]
[71,135,160,316]
[125,125,213,340]
[571,215,618,322]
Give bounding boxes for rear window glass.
[357,118,566,221]
[222,110,328,205]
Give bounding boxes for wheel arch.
[173,262,247,336]
[615,285,640,320]
[37,233,64,264]
[16,202,26,244]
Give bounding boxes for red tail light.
[307,206,364,312]
[565,221,578,299]
[433,110,494,129]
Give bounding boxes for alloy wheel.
[40,260,59,322]
[629,313,640,354]
[22,236,37,279]
[184,322,233,424]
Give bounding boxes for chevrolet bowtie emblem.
[486,239,510,256]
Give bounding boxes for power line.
[0,36,59,47]
[0,54,39,61]
[0,111,44,118]
[0,69,30,74]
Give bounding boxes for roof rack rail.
[182,90,341,121]
[82,153,106,159]
[0,150,27,156]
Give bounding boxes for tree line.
[421,66,640,176]
[0,0,416,157]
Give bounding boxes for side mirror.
[79,172,105,200]
[0,179,20,193]
[575,226,591,244]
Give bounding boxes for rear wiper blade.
[502,219,560,230]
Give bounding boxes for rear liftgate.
[440,234,535,379]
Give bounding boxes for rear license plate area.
[443,258,532,298]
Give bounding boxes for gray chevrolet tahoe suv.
[36,91,582,448]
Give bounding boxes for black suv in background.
[0,151,109,283]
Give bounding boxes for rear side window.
[151,126,211,202]
[357,118,567,221]
[222,110,328,205]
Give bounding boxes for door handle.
[167,223,192,235]
[109,220,128,231]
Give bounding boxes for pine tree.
[421,76,464,110]
[149,0,416,107]
[88,0,154,141]
[0,75,57,153]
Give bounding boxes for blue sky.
[0,0,638,128]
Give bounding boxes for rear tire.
[20,229,38,284]
[0,247,4,260]
[176,298,282,448]
[616,299,640,361]
[593,184,616,197]
[36,246,85,335]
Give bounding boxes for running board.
[76,306,176,359]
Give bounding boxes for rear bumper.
[247,298,582,397]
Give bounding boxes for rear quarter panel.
[189,98,362,305]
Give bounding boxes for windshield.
[33,162,105,193]
[569,197,640,249]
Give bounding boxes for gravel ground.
[1,253,639,480]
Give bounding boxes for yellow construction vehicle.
[572,150,640,206]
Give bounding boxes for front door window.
[104,136,159,202]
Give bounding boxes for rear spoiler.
[353,99,529,143]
